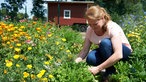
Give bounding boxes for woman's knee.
[122,45,132,61]
[100,38,112,47]
[86,50,97,66]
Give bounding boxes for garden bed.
[0,19,146,81]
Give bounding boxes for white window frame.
[64,10,71,19]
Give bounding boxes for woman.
[75,5,132,79]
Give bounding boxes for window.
[64,10,71,19]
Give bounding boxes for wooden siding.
[47,1,94,26]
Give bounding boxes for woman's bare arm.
[98,35,122,70]
[78,37,92,59]
[75,37,92,63]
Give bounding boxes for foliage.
[0,0,26,21]
[55,26,84,55]
[94,0,144,15]
[90,0,145,24]
[17,12,29,20]
[31,0,46,21]
[51,62,96,82]
[141,0,146,11]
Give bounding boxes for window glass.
[64,10,71,19]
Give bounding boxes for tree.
[31,0,46,21]
[1,0,26,21]
[97,0,144,15]
[141,0,146,11]
[73,0,144,15]
[0,8,6,20]
[17,12,28,20]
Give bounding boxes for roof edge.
[44,1,94,4]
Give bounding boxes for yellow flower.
[27,36,32,40]
[127,33,133,37]
[15,48,21,52]
[61,38,66,42]
[31,74,36,79]
[48,33,52,37]
[7,28,11,31]
[37,69,46,78]
[40,36,46,40]
[48,74,54,78]
[28,47,32,50]
[6,61,13,67]
[18,28,22,32]
[14,30,18,34]
[9,24,14,27]
[44,61,50,65]
[66,50,70,53]
[41,78,48,81]
[23,72,29,78]
[9,45,13,49]
[16,43,21,47]
[27,64,32,69]
[2,36,8,41]
[20,26,25,29]
[6,41,10,45]
[10,27,15,31]
[56,42,60,45]
[37,73,42,78]
[20,55,27,61]
[60,46,64,50]
[34,34,39,38]
[13,55,20,59]
[68,54,72,58]
[5,60,9,63]
[45,54,53,60]
[14,33,18,37]
[16,64,21,67]
[19,32,24,36]
[40,70,46,74]
[14,26,18,29]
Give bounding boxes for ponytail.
[100,7,111,21]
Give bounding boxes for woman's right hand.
[75,57,83,63]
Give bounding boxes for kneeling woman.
[75,5,132,78]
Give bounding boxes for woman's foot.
[101,75,109,82]
[98,71,109,82]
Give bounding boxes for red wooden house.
[45,1,94,30]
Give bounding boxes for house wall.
[48,2,88,25]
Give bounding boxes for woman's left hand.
[88,66,100,75]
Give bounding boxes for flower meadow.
[0,16,146,82]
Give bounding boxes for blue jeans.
[86,38,131,76]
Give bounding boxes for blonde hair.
[85,5,111,32]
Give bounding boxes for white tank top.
[85,21,132,50]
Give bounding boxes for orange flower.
[0,27,3,35]
[36,27,41,31]
[33,22,37,25]
[4,70,7,74]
